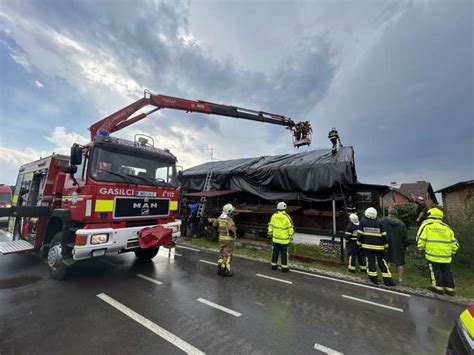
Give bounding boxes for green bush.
[394,203,417,229]
[447,200,474,269]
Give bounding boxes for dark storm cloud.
[1,0,336,135]
[1,0,471,188]
[312,0,473,188]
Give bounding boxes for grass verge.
[188,238,474,299]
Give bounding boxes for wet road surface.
[0,238,464,354]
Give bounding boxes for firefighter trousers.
[218,241,234,273]
[429,262,455,293]
[364,250,392,284]
[347,241,366,272]
[271,242,289,270]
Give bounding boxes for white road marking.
[313,342,344,354]
[341,294,404,312]
[256,273,293,284]
[176,245,201,252]
[136,274,163,285]
[196,298,242,317]
[172,252,183,257]
[291,269,411,298]
[97,293,205,354]
[199,259,217,265]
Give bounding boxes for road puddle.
[0,275,42,289]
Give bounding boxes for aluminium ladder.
[196,171,212,218]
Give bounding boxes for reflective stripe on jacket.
[345,222,359,241]
[214,216,236,242]
[417,218,458,263]
[357,217,388,251]
[268,211,294,245]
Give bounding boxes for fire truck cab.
[0,89,312,280]
[1,133,181,280]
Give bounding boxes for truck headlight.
[91,233,109,245]
[168,226,179,233]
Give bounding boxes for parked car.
[0,184,12,223]
[447,305,474,355]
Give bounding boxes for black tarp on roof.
[182,147,357,202]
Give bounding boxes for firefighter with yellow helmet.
[417,207,459,295]
[213,203,237,277]
[345,213,366,273]
[268,201,294,272]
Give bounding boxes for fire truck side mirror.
[70,144,83,166]
[63,165,77,174]
[177,170,183,183]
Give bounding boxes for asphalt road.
[0,233,464,355]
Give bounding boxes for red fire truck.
[0,90,311,280]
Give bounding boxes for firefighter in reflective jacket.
[345,213,366,273]
[417,208,459,296]
[357,207,396,286]
[213,204,237,277]
[268,202,294,272]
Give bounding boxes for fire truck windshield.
[90,146,177,187]
[0,192,11,203]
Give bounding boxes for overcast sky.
[0,0,472,191]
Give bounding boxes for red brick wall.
[381,191,411,207]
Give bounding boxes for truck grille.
[125,220,159,228]
[113,197,169,219]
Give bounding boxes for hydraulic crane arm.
[89,90,312,147]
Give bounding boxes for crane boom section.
[88,91,310,147]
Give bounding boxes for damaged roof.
[182,147,357,202]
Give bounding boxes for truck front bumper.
[72,220,181,261]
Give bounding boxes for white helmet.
[349,213,359,225]
[364,207,378,219]
[223,203,235,214]
[277,201,287,210]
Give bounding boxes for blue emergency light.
[97,130,110,138]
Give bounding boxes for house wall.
[381,191,411,207]
[442,185,474,218]
[425,195,436,206]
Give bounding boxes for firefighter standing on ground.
[345,213,366,273]
[213,204,237,277]
[357,207,396,286]
[417,207,459,296]
[268,202,294,273]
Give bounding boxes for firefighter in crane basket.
[301,120,311,140]
[213,204,237,277]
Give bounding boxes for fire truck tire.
[47,233,69,280]
[134,247,159,260]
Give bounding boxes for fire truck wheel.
[134,247,159,260]
[47,233,69,280]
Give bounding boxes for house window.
[355,192,373,214]
[383,192,395,203]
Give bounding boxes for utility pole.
[202,147,215,162]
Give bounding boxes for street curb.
[177,241,473,307]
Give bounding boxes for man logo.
[133,202,157,216]
[132,202,158,209]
